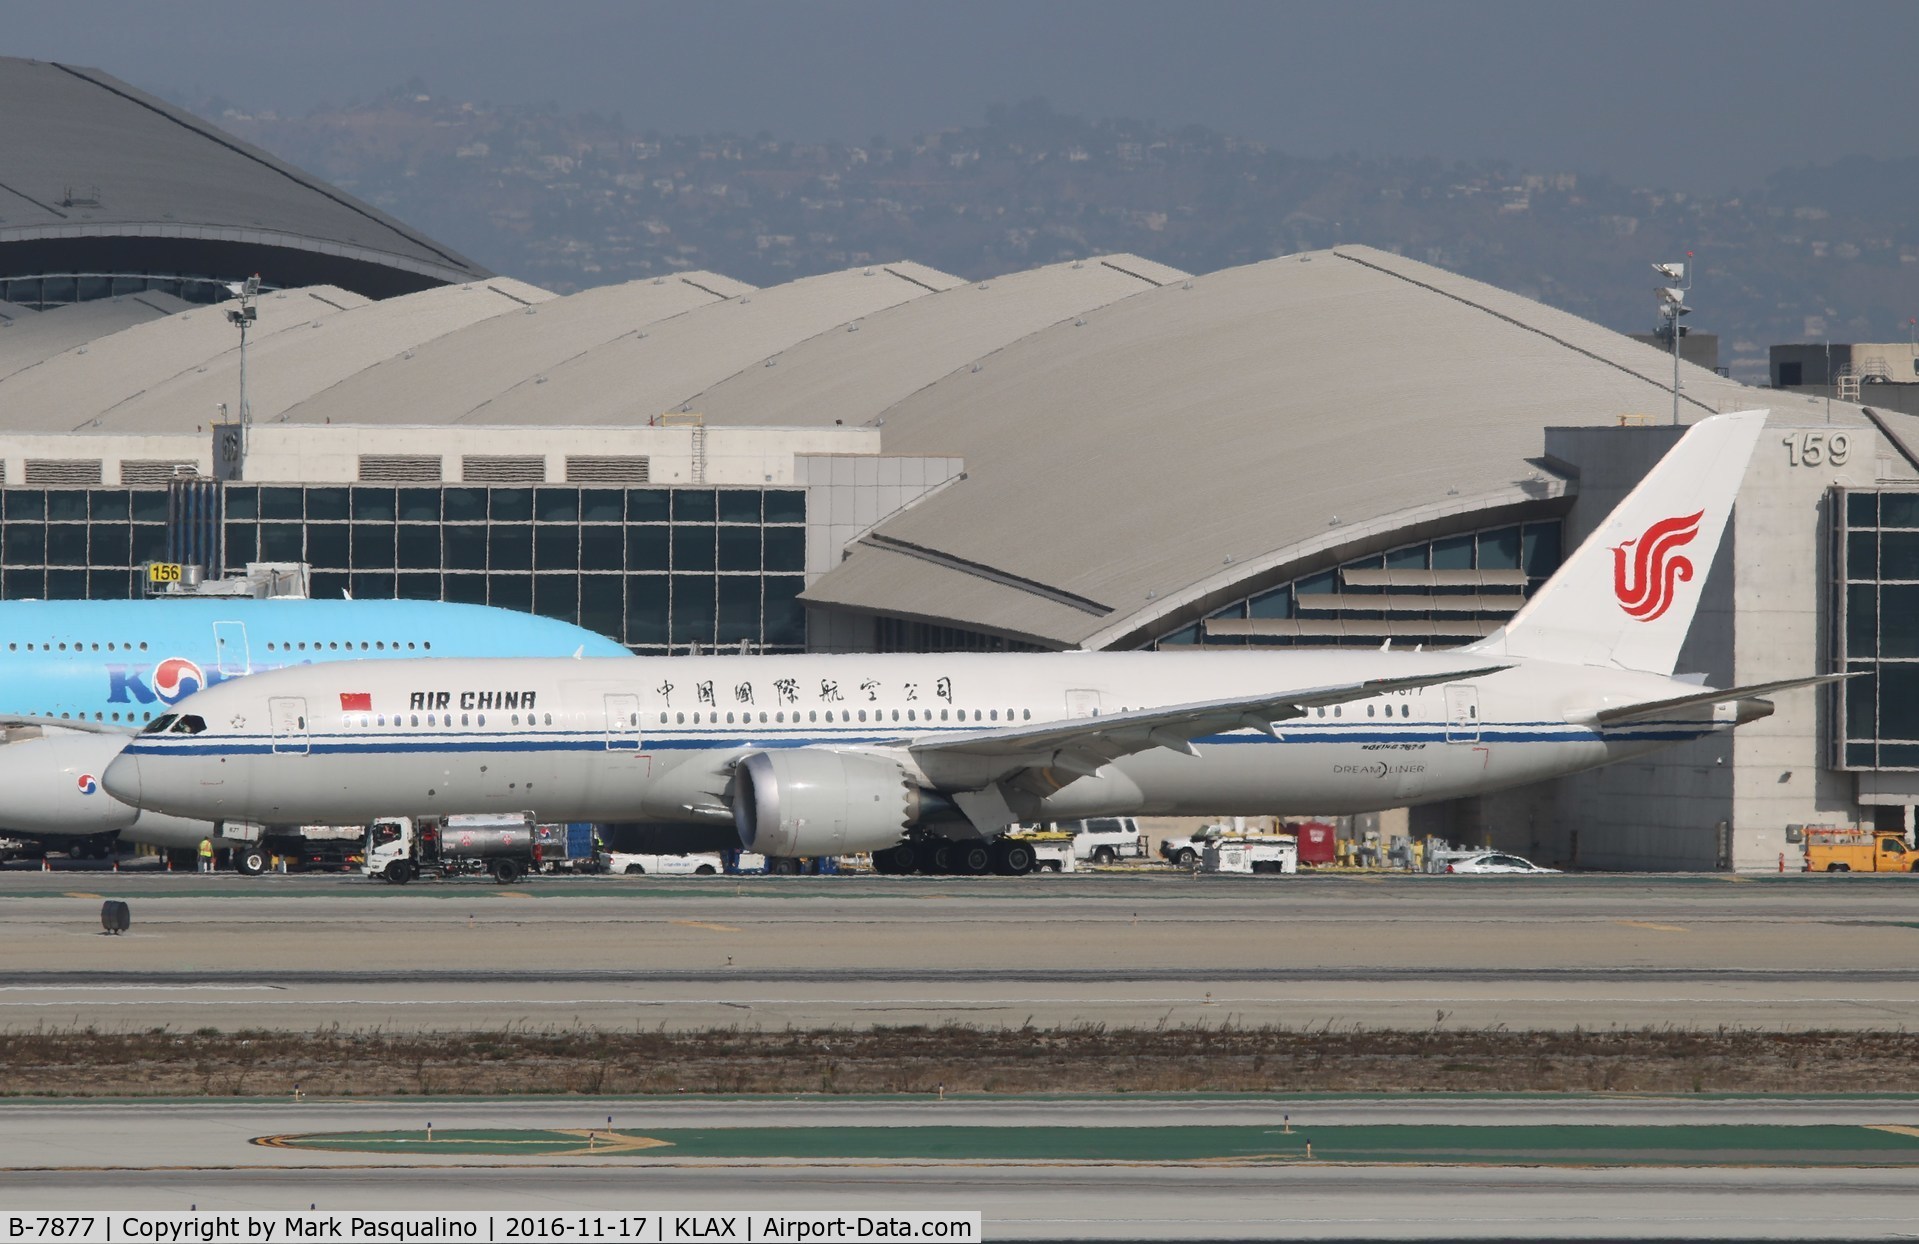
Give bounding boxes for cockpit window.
[168,715,207,735]
[143,714,178,735]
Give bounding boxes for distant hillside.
[207,91,1919,384]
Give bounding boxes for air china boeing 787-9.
[108,410,1826,874]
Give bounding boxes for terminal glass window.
[0,484,808,656]
[1147,517,1564,650]
[1836,489,1919,768]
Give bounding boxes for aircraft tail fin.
[1470,410,1768,675]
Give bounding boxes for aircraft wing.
[903,664,1510,779]
[0,715,129,737]
[1592,672,1856,726]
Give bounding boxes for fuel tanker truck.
[362,813,561,884]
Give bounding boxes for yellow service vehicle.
[1803,828,1919,873]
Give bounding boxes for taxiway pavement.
[2,872,1915,1031]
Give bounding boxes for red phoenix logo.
[1612,511,1703,621]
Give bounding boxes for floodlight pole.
[225,275,260,460]
[1653,256,1693,425]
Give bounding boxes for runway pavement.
[3,871,1917,1031]
[4,1097,1919,1239]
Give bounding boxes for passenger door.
[604,694,643,752]
[213,621,251,677]
[1065,689,1101,718]
[1444,685,1480,744]
[269,696,309,755]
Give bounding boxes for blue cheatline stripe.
[122,720,1722,759]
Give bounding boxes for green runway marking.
[257,1123,1919,1165]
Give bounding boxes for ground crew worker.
[197,837,214,873]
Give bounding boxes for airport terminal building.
[5,58,1917,870]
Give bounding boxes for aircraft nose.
[102,752,142,805]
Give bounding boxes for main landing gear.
[872,833,1038,876]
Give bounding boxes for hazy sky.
[11,1,1916,194]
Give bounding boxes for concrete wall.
[0,424,887,488]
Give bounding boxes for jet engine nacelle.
[0,731,143,834]
[732,749,918,857]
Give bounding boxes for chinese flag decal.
[340,692,372,712]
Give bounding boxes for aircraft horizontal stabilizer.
[905,664,1510,779]
[1591,672,1856,726]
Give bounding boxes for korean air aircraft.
[110,412,1831,876]
[0,598,631,856]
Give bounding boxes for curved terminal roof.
[90,279,553,434]
[686,255,1186,427]
[0,58,488,297]
[280,271,754,427]
[0,286,371,433]
[0,291,190,381]
[451,262,963,426]
[800,245,1769,649]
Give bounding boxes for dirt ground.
[2,1025,1911,1098]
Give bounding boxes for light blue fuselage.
[0,598,630,846]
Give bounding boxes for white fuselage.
[106,650,1733,831]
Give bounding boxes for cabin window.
[410,715,419,727]
[809,710,817,722]
[376,642,385,651]
[676,712,684,724]
[478,714,487,727]
[138,642,147,651]
[857,710,866,722]
[512,714,520,726]
[407,643,417,650]
[1367,705,1375,718]
[461,714,470,726]
[543,713,552,725]
[424,642,432,651]
[990,710,999,721]
[377,715,386,726]
[1402,704,1410,718]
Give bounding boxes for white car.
[1441,851,1559,875]
[603,850,723,876]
